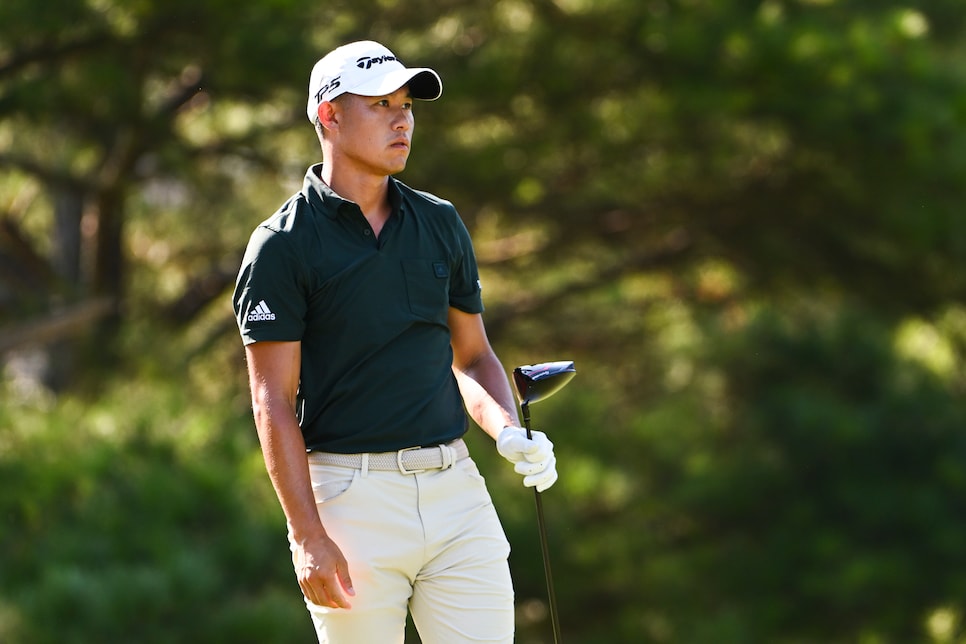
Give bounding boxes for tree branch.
[484,228,694,336]
[0,32,117,78]
[0,297,116,355]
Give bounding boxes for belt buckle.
[396,446,426,474]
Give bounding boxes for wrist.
[287,514,329,546]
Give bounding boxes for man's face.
[329,86,415,176]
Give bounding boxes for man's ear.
[317,101,339,132]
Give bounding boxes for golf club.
[512,360,576,644]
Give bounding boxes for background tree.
[0,0,314,387]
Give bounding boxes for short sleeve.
[448,212,484,314]
[233,226,307,344]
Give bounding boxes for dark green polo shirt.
[233,164,484,453]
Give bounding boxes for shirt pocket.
[401,258,450,322]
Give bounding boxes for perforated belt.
[307,439,468,474]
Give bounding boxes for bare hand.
[292,533,355,609]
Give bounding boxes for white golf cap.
[306,40,442,122]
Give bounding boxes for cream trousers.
[291,453,514,643]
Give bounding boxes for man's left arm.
[449,307,558,491]
[448,307,519,439]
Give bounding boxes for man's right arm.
[245,340,354,609]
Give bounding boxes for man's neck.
[320,163,392,235]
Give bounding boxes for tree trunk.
[92,188,125,304]
[38,186,87,389]
[52,186,83,286]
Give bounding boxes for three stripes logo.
[247,300,276,322]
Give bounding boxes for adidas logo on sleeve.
[247,300,276,322]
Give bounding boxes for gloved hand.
[497,426,558,492]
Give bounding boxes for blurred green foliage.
[0,371,315,642]
[2,0,966,642]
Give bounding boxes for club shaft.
[522,405,562,644]
[533,488,562,643]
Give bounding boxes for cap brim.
[349,68,442,101]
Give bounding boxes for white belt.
[307,439,468,475]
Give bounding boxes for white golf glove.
[497,426,558,492]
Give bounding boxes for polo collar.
[303,164,348,220]
[303,163,405,220]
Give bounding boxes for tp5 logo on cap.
[306,40,442,122]
[313,77,341,104]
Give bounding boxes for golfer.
[233,40,558,643]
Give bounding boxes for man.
[232,40,558,643]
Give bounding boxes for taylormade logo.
[356,55,397,70]
[247,300,276,322]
